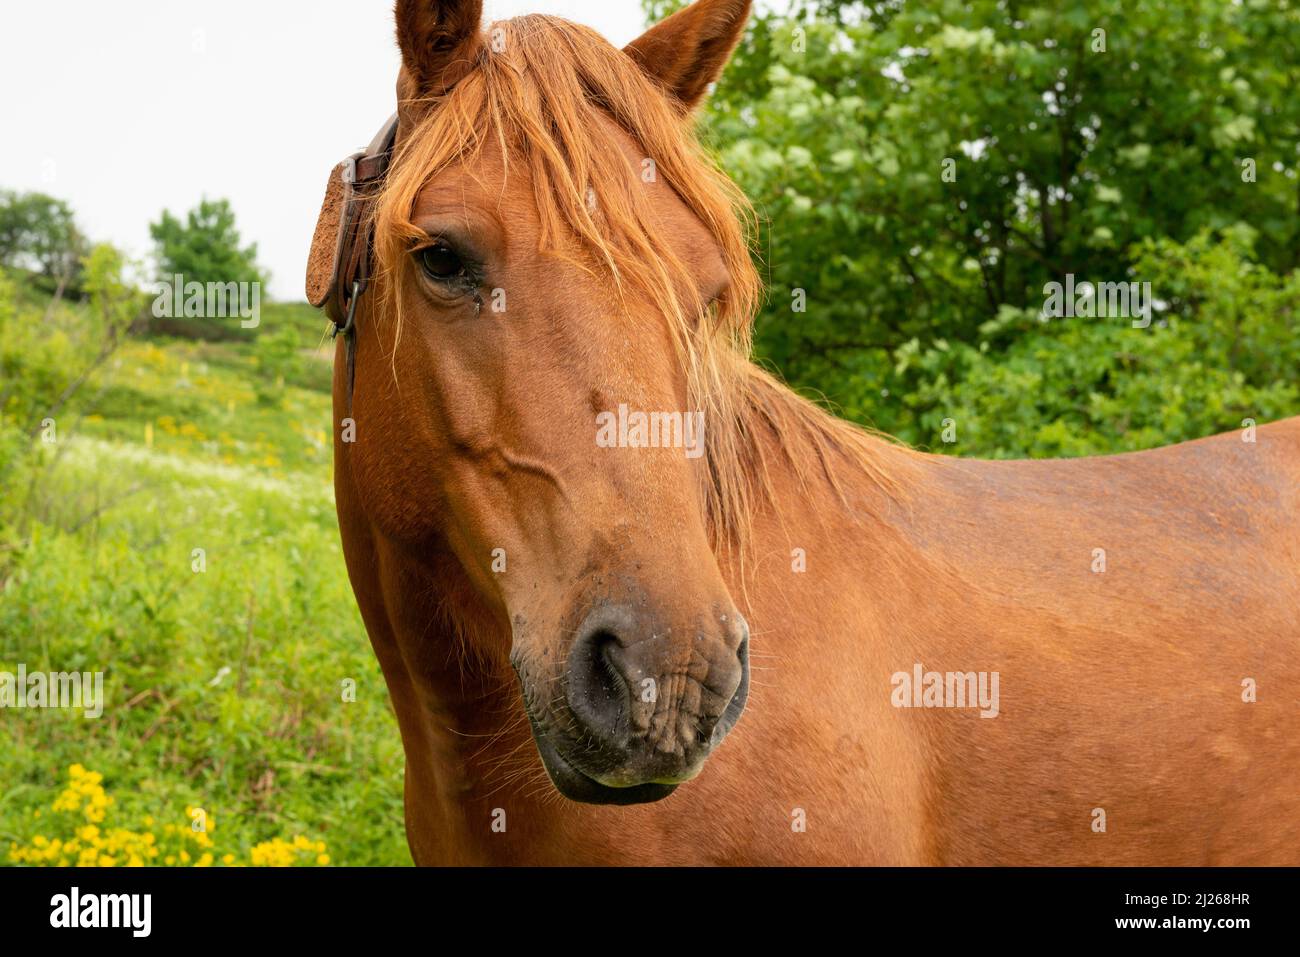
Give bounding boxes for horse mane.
[373,14,915,555]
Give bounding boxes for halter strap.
[326,114,399,411]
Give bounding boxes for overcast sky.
[1,0,651,299]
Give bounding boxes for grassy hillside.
[1,277,409,866]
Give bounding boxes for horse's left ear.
[623,0,751,113]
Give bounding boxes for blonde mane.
[373,14,912,555]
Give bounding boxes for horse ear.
[623,0,751,113]
[394,0,484,97]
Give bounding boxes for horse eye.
[418,243,464,281]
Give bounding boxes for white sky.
[1,0,651,299]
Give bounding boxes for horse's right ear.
[394,0,484,100]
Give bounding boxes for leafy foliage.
[687,0,1300,454]
[149,198,266,288]
[146,198,269,342]
[0,190,86,292]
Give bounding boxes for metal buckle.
[332,279,362,339]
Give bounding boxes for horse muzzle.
[518,603,750,805]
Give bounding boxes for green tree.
[891,227,1299,457]
[672,0,1300,451]
[149,198,266,288]
[148,198,268,340]
[0,190,87,289]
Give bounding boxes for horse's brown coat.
[318,0,1300,864]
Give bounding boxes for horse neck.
[722,369,921,566]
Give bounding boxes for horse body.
[897,418,1300,864]
[317,0,1300,864]
[335,343,1300,863]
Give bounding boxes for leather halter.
[311,114,399,410]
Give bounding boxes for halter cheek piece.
[305,113,400,411]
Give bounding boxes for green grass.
[81,335,335,473]
[0,302,409,866]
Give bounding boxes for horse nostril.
[592,631,626,702]
[566,627,632,747]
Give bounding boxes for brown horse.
[307,0,1300,864]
